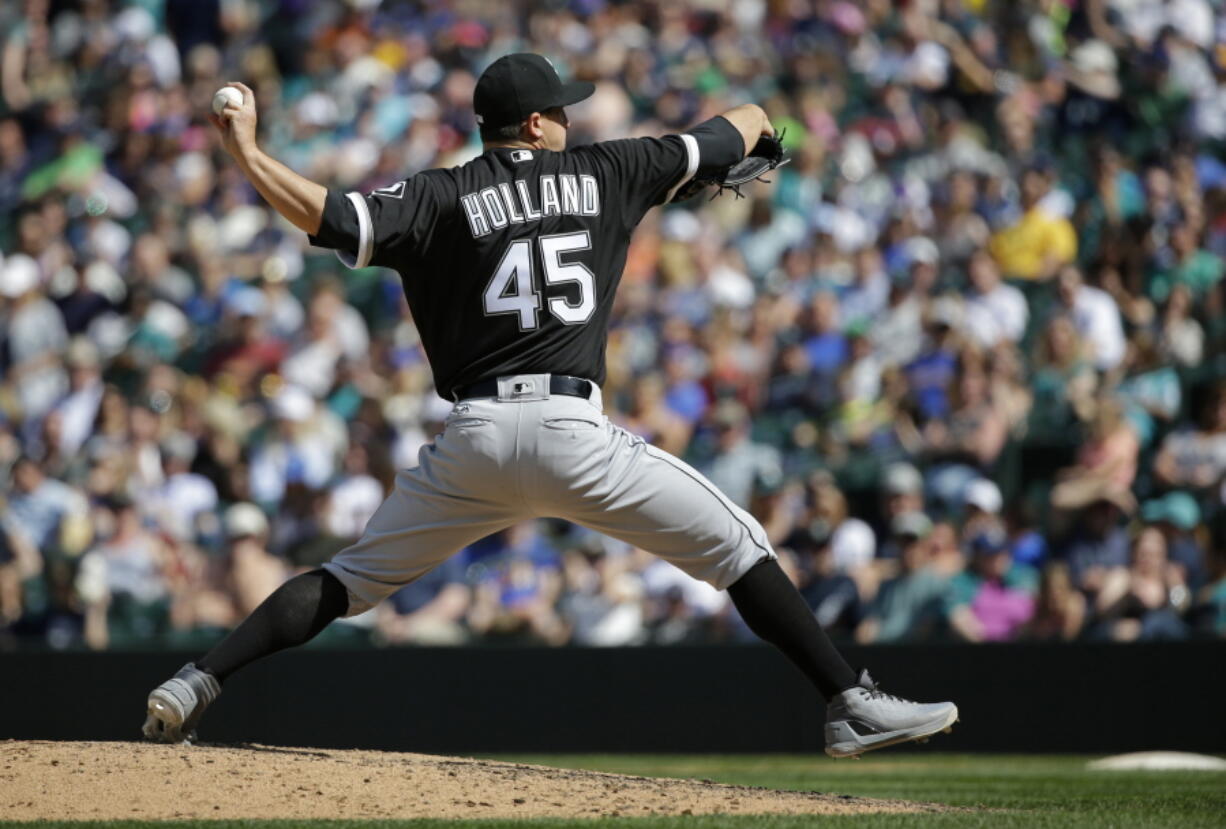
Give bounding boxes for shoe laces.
[858,676,905,704]
[862,686,904,703]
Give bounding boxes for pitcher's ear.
[523,112,545,141]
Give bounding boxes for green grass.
[7,754,1225,828]
[501,753,1226,827]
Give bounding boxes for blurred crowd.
[2,0,1225,652]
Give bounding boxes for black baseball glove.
[671,129,789,202]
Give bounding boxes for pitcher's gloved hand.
[671,128,789,202]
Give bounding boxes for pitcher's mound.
[1,739,948,820]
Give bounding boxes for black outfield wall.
[2,642,1222,753]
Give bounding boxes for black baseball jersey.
[309,116,744,400]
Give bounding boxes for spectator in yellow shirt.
[990,166,1078,280]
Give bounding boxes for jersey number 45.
[483,230,596,331]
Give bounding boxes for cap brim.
[553,80,595,109]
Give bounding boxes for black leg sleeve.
[197,569,349,682]
[727,558,858,700]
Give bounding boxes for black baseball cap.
[474,53,594,129]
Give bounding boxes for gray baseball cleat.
[141,663,221,744]
[824,669,958,759]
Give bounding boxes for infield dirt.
[1,740,950,820]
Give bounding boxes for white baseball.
[212,86,243,118]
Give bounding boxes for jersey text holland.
[460,173,601,238]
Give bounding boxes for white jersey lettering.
[516,179,542,221]
[457,176,603,239]
[461,193,491,237]
[498,182,525,223]
[559,174,580,214]
[580,175,599,216]
[479,187,509,229]
[539,176,560,217]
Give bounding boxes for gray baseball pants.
[323,373,776,615]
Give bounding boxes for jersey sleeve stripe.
[342,191,374,269]
[664,134,700,204]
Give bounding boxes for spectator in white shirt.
[281,294,345,398]
[964,250,1028,348]
[1056,265,1126,372]
[282,284,371,397]
[313,280,370,362]
[147,432,218,541]
[2,254,67,421]
[249,385,345,505]
[324,444,385,539]
[872,279,924,369]
[51,338,105,458]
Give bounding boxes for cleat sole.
[144,694,189,743]
[825,706,959,759]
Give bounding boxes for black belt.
[452,374,593,401]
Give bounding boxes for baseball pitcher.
[142,54,957,759]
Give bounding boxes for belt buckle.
[497,374,549,401]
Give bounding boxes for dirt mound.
[0,740,950,820]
